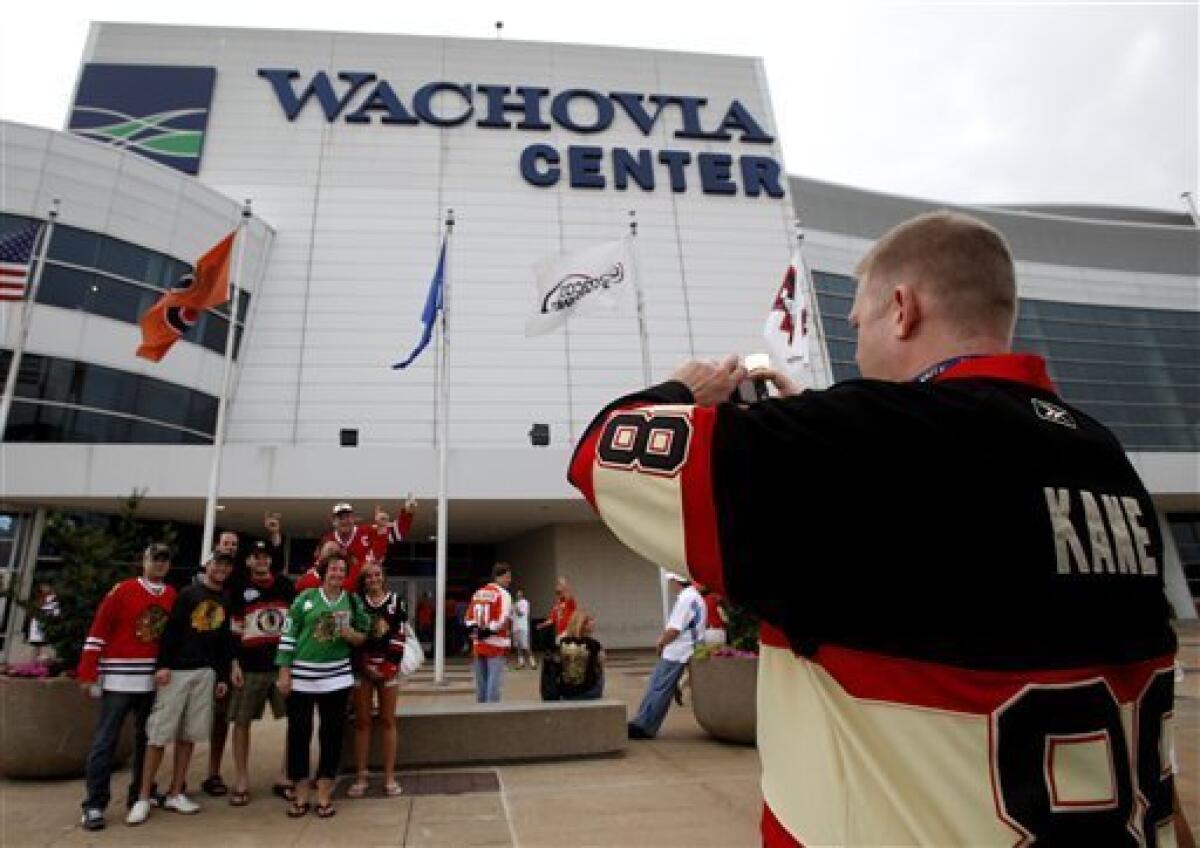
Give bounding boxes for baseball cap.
[332,502,354,515]
[146,543,173,560]
[249,540,272,556]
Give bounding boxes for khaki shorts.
[228,671,286,725]
[146,668,216,746]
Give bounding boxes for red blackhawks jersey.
[303,512,415,593]
[569,355,1180,847]
[78,577,177,692]
[465,582,512,658]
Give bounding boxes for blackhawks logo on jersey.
[370,613,390,639]
[190,599,226,632]
[134,605,169,642]
[314,612,338,642]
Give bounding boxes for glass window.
[78,365,138,416]
[185,393,218,434]
[47,225,100,267]
[135,379,190,429]
[83,276,146,324]
[39,358,79,404]
[96,238,151,282]
[36,264,90,310]
[200,314,229,355]
[68,409,134,443]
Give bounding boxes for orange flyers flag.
[136,230,236,362]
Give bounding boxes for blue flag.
[393,239,445,369]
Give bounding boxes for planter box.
[0,676,133,779]
[690,655,758,745]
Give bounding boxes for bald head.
[856,211,1017,341]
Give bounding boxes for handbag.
[400,622,424,675]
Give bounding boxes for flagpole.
[794,216,832,388]
[627,211,671,627]
[200,201,252,565]
[0,199,59,443]
[434,208,454,686]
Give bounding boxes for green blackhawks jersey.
[276,587,369,693]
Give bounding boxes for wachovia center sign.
[258,70,786,198]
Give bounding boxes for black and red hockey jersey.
[230,574,296,673]
[357,590,407,680]
[569,354,1180,847]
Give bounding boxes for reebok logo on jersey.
[1032,398,1077,429]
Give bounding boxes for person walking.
[626,574,705,739]
[127,552,235,825]
[276,550,368,819]
[227,541,295,806]
[512,589,535,669]
[465,563,513,703]
[348,558,407,799]
[568,211,1191,845]
[78,544,178,832]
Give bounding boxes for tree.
[21,493,173,673]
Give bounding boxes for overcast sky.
[1,1,1196,211]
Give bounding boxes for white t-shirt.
[662,585,706,663]
[513,598,531,632]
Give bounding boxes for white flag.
[526,238,634,336]
[762,248,812,368]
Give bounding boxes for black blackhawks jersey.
[568,354,1179,848]
[230,574,296,673]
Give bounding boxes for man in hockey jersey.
[78,543,178,832]
[307,498,418,592]
[465,563,514,703]
[127,552,235,825]
[227,541,295,805]
[204,514,288,798]
[568,211,1191,846]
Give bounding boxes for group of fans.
[76,499,416,830]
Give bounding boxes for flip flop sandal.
[272,783,295,802]
[346,780,369,798]
[315,803,337,819]
[201,776,229,797]
[286,801,310,818]
[384,782,403,797]
[230,790,250,807]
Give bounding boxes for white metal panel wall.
[84,24,798,450]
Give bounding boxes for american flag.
[0,223,43,302]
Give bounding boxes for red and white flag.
[0,223,43,302]
[762,249,811,368]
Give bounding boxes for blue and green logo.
[68,64,217,176]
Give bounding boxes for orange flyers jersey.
[466,583,512,657]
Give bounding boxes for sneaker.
[125,799,151,826]
[163,793,201,814]
[81,808,106,831]
[627,722,651,740]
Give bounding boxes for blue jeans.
[473,655,506,703]
[629,658,688,738]
[81,690,155,812]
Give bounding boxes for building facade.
[0,23,1195,654]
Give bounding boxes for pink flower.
[5,661,52,678]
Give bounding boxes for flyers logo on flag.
[136,231,235,362]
